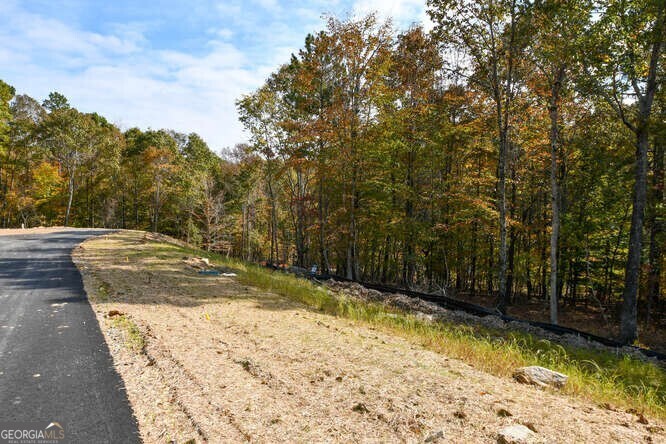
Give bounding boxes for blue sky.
[0,0,430,152]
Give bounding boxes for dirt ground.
[73,231,665,443]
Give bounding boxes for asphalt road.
[0,230,140,443]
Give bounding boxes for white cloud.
[352,0,433,31]
[0,2,267,152]
[0,1,429,152]
[216,28,234,40]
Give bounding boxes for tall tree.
[295,32,336,273]
[385,26,442,285]
[4,95,46,226]
[140,131,179,233]
[326,14,392,279]
[527,0,592,324]
[0,81,17,225]
[237,86,285,264]
[42,92,70,112]
[583,0,665,343]
[428,0,531,312]
[39,104,91,226]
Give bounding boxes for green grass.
[95,280,112,302]
[159,238,666,419]
[110,315,146,352]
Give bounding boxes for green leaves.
[0,80,15,149]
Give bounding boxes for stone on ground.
[497,424,536,444]
[513,366,568,389]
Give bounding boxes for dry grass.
[194,253,666,420]
[0,226,70,235]
[73,230,666,443]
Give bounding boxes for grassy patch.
[110,315,146,352]
[95,280,112,302]
[135,235,666,419]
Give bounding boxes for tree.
[3,95,46,227]
[264,61,313,268]
[646,112,664,323]
[295,32,336,273]
[195,176,229,252]
[39,99,122,227]
[326,14,393,279]
[79,113,123,228]
[582,0,665,343]
[42,92,70,112]
[428,0,531,312]
[40,106,90,226]
[0,81,17,225]
[140,131,179,233]
[0,80,14,148]
[237,86,286,264]
[526,0,592,324]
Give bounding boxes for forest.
[0,0,663,345]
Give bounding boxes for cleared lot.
[74,230,664,443]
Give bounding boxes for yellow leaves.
[31,161,64,201]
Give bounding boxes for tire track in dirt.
[140,323,250,442]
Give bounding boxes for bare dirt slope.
[73,231,664,443]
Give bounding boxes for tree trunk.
[266,162,278,265]
[152,179,160,233]
[318,176,330,274]
[620,128,650,343]
[549,66,565,324]
[497,129,509,313]
[121,189,126,229]
[294,167,306,267]
[618,17,663,343]
[347,161,358,280]
[65,175,74,227]
[134,181,140,228]
[646,138,663,324]
[495,0,518,315]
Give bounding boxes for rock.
[424,430,444,442]
[520,422,538,433]
[352,403,369,414]
[513,366,567,389]
[497,425,536,444]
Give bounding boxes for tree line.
[0,0,663,344]
[0,88,239,249]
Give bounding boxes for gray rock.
[424,430,444,442]
[513,366,568,389]
[497,424,536,444]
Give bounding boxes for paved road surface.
[0,230,139,443]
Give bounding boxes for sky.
[0,0,430,153]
